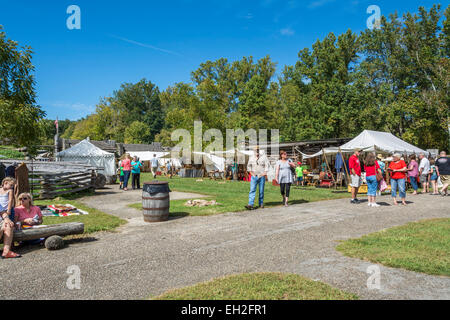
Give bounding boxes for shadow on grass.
[169,212,190,220]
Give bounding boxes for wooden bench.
[13,222,85,250]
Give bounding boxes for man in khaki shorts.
[349,149,362,204]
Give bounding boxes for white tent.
[301,130,429,159]
[56,139,116,176]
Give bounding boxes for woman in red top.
[121,154,132,191]
[364,153,382,207]
[388,153,408,206]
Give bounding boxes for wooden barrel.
[142,181,171,222]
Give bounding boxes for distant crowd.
[244,148,450,210]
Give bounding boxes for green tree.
[0,26,45,152]
[124,121,151,144]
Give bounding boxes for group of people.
[118,154,161,191]
[349,150,449,206]
[0,177,44,259]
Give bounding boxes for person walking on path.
[275,150,296,207]
[429,159,439,195]
[418,153,430,194]
[245,148,269,210]
[388,153,408,206]
[150,154,159,179]
[131,156,143,190]
[436,151,450,196]
[364,153,382,207]
[0,177,20,259]
[349,149,362,204]
[407,154,419,195]
[121,154,132,191]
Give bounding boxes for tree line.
[1,4,449,154]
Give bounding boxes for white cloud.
[280,27,295,36]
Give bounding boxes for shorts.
[430,174,438,181]
[350,174,362,188]
[441,175,450,183]
[419,174,429,183]
[119,175,124,182]
[297,176,303,182]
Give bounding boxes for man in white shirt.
[245,148,269,210]
[418,153,430,194]
[150,154,159,179]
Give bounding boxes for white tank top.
[0,190,10,212]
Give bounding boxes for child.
[429,159,439,195]
[118,160,124,190]
[0,177,21,259]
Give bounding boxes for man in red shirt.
[349,149,362,204]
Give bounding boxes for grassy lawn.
[0,146,24,159]
[130,174,351,216]
[35,199,127,234]
[336,218,450,276]
[152,273,358,300]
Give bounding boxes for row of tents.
[56,130,431,181]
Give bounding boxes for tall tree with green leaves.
[0,26,45,152]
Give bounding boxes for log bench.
[13,222,85,250]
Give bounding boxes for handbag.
[379,179,388,192]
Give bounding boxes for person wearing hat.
[349,149,362,204]
[388,153,408,205]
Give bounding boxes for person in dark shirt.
[436,151,450,196]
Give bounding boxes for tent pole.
[322,148,336,188]
[340,148,350,188]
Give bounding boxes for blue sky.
[0,0,446,120]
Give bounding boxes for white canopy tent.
[301,130,429,159]
[56,139,116,176]
[127,151,183,169]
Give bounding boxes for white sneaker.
[372,203,380,207]
[368,203,373,207]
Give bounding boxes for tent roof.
[57,139,115,158]
[301,130,429,159]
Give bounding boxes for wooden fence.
[30,170,96,199]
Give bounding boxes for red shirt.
[365,161,380,177]
[14,205,42,222]
[121,159,132,171]
[349,155,361,176]
[389,160,407,180]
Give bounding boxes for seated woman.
[1,177,21,259]
[14,193,43,227]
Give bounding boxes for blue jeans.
[391,178,406,199]
[366,175,378,196]
[409,176,418,191]
[248,176,266,206]
[123,171,131,188]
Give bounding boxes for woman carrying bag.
[275,150,296,207]
[364,153,382,207]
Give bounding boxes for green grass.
[0,146,24,159]
[35,199,127,234]
[336,218,450,276]
[130,174,351,217]
[152,273,358,300]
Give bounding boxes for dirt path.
[1,189,449,300]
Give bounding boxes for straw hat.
[376,154,383,160]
